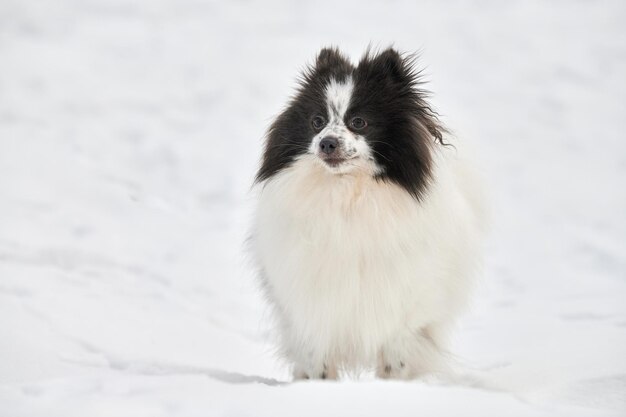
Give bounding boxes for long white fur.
[252,78,487,380]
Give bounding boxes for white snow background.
[1,0,625,416]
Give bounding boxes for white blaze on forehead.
[325,77,354,125]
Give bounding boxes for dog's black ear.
[366,48,412,83]
[315,47,350,71]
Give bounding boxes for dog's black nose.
[319,137,338,155]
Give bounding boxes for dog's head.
[256,47,445,199]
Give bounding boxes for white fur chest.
[253,153,481,368]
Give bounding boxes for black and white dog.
[252,47,486,380]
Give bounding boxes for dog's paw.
[376,360,411,379]
[293,363,338,381]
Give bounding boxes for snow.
[1,0,625,415]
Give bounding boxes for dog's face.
[257,47,444,199]
[307,76,374,175]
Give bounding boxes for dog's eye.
[350,117,367,130]
[311,115,326,131]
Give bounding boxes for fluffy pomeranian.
[251,47,486,380]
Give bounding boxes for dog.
[251,47,486,380]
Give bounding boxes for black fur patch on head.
[255,48,353,184]
[350,48,445,199]
[255,47,445,200]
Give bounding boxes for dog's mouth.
[315,149,359,170]
[322,157,348,167]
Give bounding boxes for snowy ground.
[1,0,625,416]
